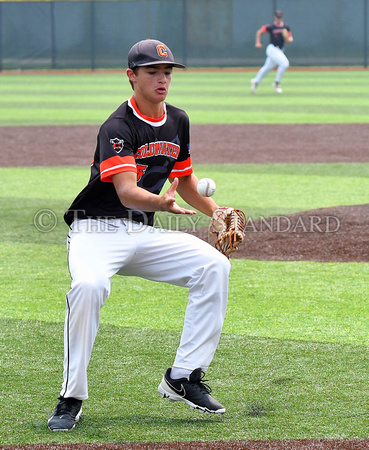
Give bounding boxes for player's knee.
[206,251,231,281]
[70,275,111,306]
[218,254,232,275]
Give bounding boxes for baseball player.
[48,39,232,431]
[251,10,293,94]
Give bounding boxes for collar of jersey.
[128,96,167,127]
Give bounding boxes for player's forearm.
[175,175,218,217]
[113,172,196,215]
[115,184,164,212]
[187,195,218,217]
[255,29,263,45]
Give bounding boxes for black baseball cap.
[274,10,284,18]
[128,39,186,69]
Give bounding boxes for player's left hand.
[209,206,246,258]
[282,28,290,42]
[161,178,197,215]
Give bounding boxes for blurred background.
[0,0,368,70]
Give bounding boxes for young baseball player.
[251,10,293,94]
[48,39,232,431]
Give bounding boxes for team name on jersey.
[134,141,180,160]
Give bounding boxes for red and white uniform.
[60,97,230,400]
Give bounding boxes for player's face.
[132,65,173,104]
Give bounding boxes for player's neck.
[132,94,165,119]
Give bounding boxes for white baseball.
[197,178,216,197]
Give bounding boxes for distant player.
[251,10,294,94]
[47,39,233,431]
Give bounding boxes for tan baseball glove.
[209,207,246,258]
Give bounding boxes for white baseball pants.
[255,44,289,84]
[60,218,231,400]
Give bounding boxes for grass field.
[1,69,369,125]
[1,69,369,446]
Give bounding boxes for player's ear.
[126,68,138,90]
[126,68,136,82]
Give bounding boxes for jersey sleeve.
[168,110,193,178]
[170,156,193,178]
[97,119,138,183]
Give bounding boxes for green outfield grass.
[0,69,369,125]
[1,69,369,445]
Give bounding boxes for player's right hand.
[255,42,263,48]
[161,178,196,215]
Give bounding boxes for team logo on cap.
[110,137,124,153]
[157,44,168,58]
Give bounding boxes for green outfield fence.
[0,0,368,71]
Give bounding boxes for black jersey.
[262,22,291,49]
[64,96,193,226]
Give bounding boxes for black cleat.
[158,368,225,414]
[48,396,82,431]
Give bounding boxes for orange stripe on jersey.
[100,155,137,182]
[170,157,193,178]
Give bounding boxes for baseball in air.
[197,178,216,197]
